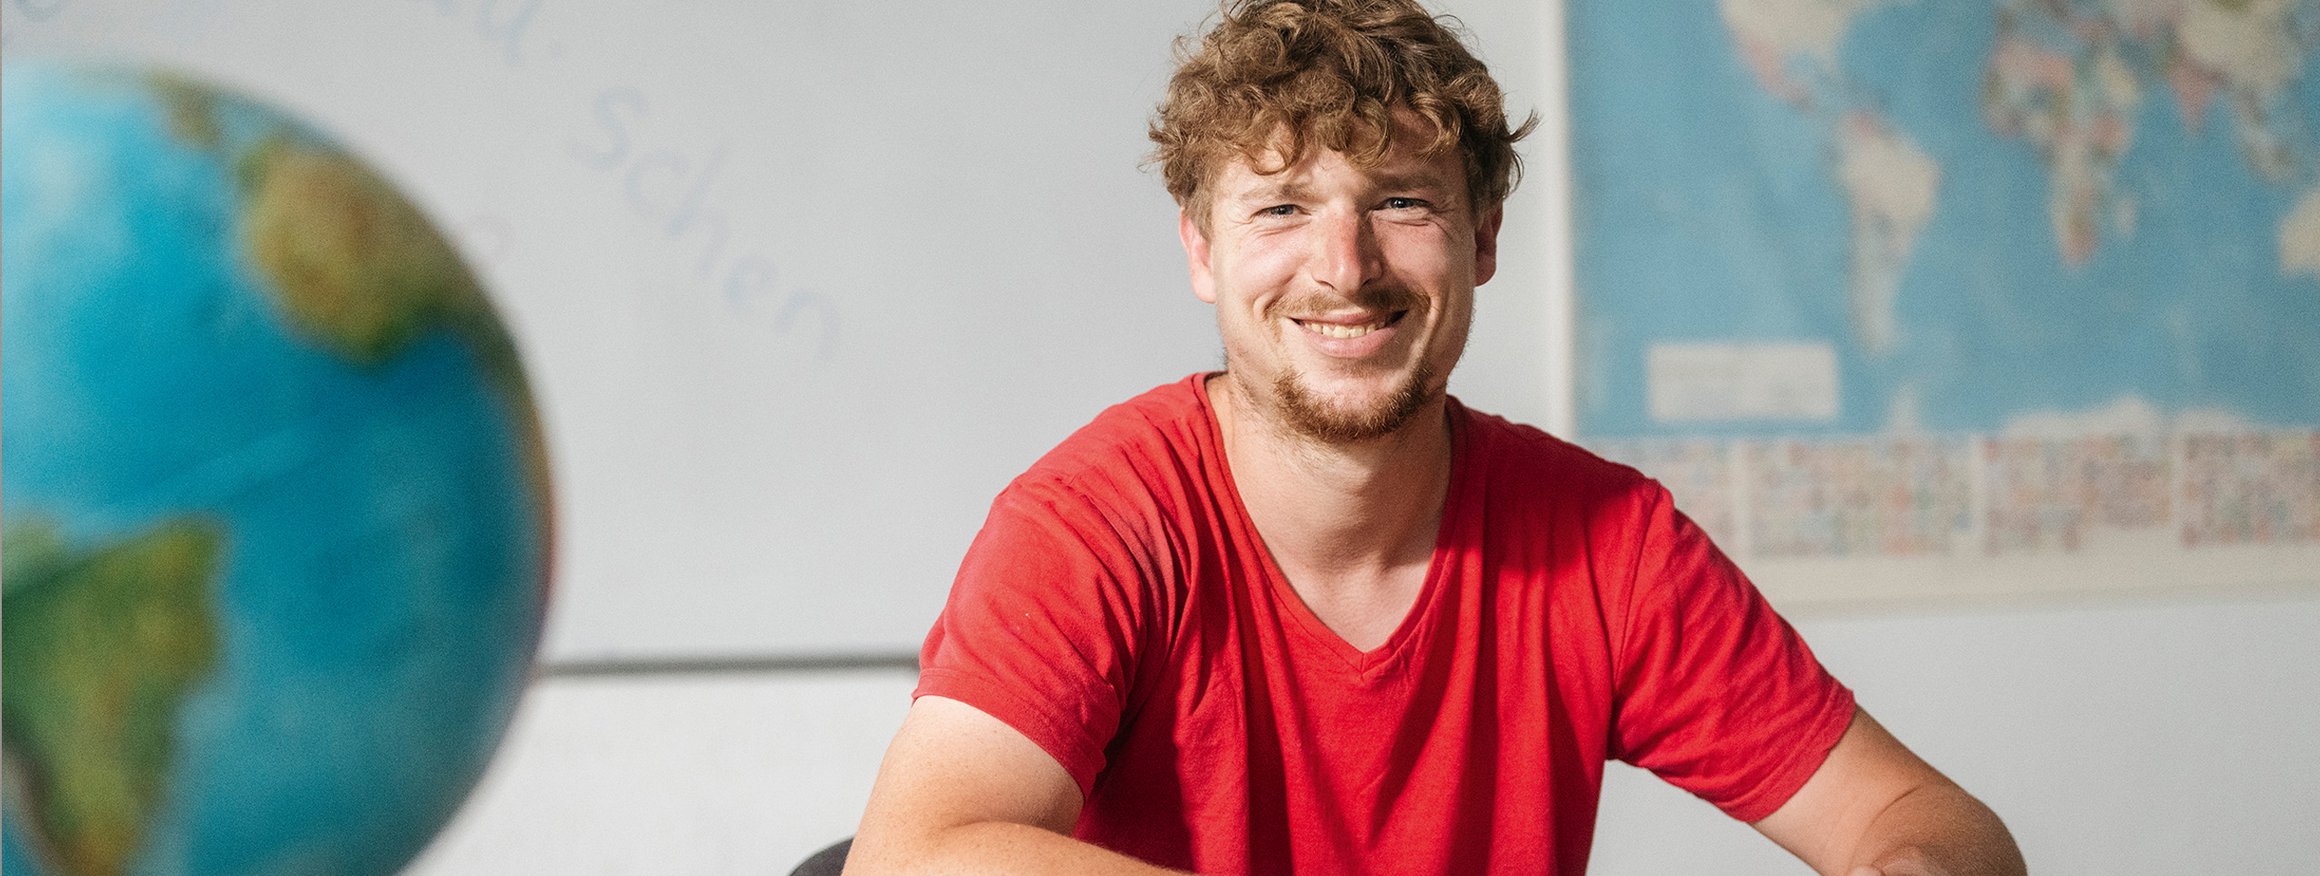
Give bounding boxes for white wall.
[410,669,917,874]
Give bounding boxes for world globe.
[2,62,550,875]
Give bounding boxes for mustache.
[1264,285,1420,320]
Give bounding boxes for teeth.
[1303,319,1384,339]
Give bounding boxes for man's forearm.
[1845,782,2026,876]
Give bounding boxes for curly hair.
[1150,0,1535,224]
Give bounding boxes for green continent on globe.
[238,135,507,368]
[2,517,226,876]
[150,72,225,152]
[151,75,523,394]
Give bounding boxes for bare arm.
[1752,708,2025,876]
[844,695,1189,876]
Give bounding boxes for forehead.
[1208,110,1467,205]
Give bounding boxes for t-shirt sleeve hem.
[914,667,1108,800]
[1718,685,1860,823]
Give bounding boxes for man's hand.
[1754,708,2025,876]
[845,696,1188,875]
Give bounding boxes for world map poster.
[1568,1,2320,607]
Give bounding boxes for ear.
[1180,210,1218,304]
[1472,203,1504,286]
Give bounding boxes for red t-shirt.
[917,375,1855,874]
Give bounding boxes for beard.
[1268,359,1437,443]
[1232,283,1454,443]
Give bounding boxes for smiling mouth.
[1294,311,1407,339]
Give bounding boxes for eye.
[1259,204,1298,217]
[1382,197,1428,211]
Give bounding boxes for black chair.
[788,837,851,876]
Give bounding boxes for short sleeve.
[915,480,1155,799]
[1606,487,1856,822]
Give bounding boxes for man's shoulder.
[1455,401,1660,501]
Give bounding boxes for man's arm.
[844,695,1186,876]
[1752,707,2025,876]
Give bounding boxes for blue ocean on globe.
[2,61,549,875]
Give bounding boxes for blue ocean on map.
[1571,1,2320,440]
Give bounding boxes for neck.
[1207,372,1454,583]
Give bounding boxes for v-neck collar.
[1195,375,1472,679]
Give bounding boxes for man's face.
[1180,111,1502,443]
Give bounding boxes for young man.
[848,1,2025,873]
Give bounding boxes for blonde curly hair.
[1150,0,1535,224]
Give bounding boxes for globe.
[2,62,550,875]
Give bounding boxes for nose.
[1306,208,1383,295]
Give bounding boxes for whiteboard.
[3,0,1564,662]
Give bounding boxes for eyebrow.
[1225,170,1459,206]
[1230,181,1312,205]
[1368,168,1460,199]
